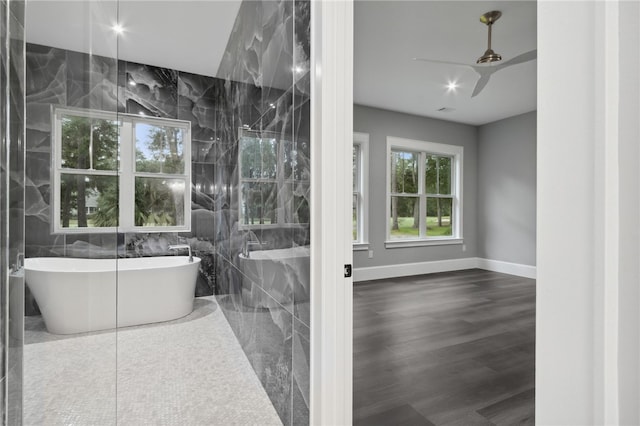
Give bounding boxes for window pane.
[389,196,419,239]
[59,174,118,228]
[61,115,118,170]
[297,140,310,181]
[240,182,277,225]
[282,139,309,182]
[135,123,185,174]
[390,150,419,194]
[282,183,310,224]
[426,197,453,236]
[134,177,186,227]
[353,144,360,191]
[426,155,453,195]
[438,156,452,195]
[425,155,438,194]
[293,194,310,224]
[353,193,358,241]
[283,139,293,179]
[240,136,277,179]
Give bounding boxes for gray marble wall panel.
[216,0,310,424]
[24,45,65,258]
[292,318,310,426]
[66,50,119,111]
[217,259,294,423]
[2,0,26,423]
[120,62,177,118]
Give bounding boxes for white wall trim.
[354,258,477,282]
[476,258,537,280]
[354,257,536,282]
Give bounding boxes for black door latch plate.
[344,264,352,278]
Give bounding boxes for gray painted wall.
[477,111,536,266]
[353,104,478,268]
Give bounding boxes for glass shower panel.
[22,1,119,424]
[2,0,26,423]
[19,0,312,424]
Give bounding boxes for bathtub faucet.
[243,240,271,258]
[168,244,193,263]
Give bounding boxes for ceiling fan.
[413,11,537,98]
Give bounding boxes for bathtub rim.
[25,256,201,273]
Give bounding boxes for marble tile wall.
[1,0,26,423]
[23,0,310,424]
[215,1,310,424]
[24,46,219,310]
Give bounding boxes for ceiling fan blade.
[499,49,537,69]
[469,50,534,96]
[412,57,474,70]
[471,73,492,97]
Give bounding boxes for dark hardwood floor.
[353,269,535,426]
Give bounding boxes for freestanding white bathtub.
[25,256,201,334]
[239,246,310,308]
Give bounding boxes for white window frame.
[353,132,369,250]
[237,127,310,229]
[51,107,192,234]
[385,136,463,248]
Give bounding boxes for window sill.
[238,223,309,231]
[353,243,369,251]
[384,238,463,249]
[52,227,191,235]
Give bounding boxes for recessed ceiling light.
[446,81,459,91]
[112,24,124,35]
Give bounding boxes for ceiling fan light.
[477,49,502,64]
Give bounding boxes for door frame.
[309,0,354,424]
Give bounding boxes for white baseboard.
[353,257,536,282]
[353,258,478,282]
[476,258,537,279]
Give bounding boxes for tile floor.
[24,296,282,425]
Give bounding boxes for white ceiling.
[354,1,537,125]
[26,1,536,126]
[25,1,242,78]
